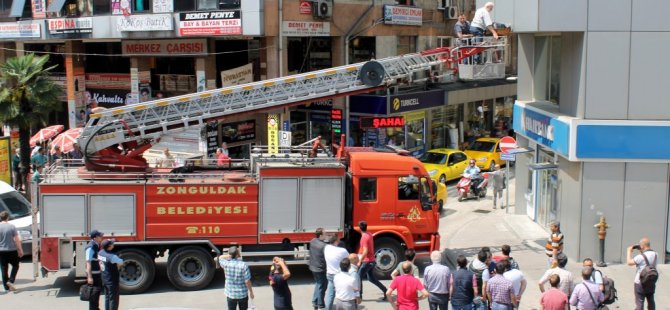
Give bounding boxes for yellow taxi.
[464,137,506,171]
[436,181,447,213]
[420,149,471,184]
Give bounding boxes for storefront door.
[536,149,558,227]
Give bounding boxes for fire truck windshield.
[0,192,31,220]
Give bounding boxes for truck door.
[354,176,397,227]
[395,175,436,233]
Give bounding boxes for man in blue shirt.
[218,246,254,310]
[86,230,104,310]
[99,239,124,310]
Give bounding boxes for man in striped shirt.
[545,221,564,267]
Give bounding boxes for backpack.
[596,270,618,305]
[639,252,658,293]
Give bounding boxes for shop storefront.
[350,88,446,157]
[284,21,332,74]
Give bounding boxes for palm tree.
[0,54,63,197]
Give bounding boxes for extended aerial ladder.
[78,45,503,172]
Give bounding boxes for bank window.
[93,0,110,14]
[359,178,377,201]
[534,36,561,104]
[398,176,419,200]
[133,0,151,12]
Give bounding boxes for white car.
[0,181,36,255]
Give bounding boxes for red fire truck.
[38,43,505,293]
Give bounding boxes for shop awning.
[507,147,534,155]
[47,0,67,13]
[9,0,27,17]
[529,162,558,171]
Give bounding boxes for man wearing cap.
[86,230,104,310]
[99,239,124,310]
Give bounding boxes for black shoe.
[378,296,388,301]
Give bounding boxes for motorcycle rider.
[464,159,483,196]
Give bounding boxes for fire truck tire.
[167,246,215,291]
[373,237,404,279]
[118,249,156,294]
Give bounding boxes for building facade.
[492,0,669,263]
[0,0,516,160]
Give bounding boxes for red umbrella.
[50,127,83,154]
[30,125,64,147]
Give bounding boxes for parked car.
[420,149,470,184]
[464,137,506,171]
[0,181,36,255]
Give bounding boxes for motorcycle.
[457,172,489,201]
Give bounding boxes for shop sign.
[153,0,173,13]
[31,0,47,19]
[178,10,242,36]
[360,116,405,129]
[122,39,208,56]
[116,14,173,31]
[268,114,279,154]
[300,99,333,111]
[221,63,254,87]
[87,89,131,107]
[204,122,219,159]
[48,17,93,35]
[512,103,570,158]
[389,89,445,113]
[279,131,291,147]
[221,120,256,144]
[299,0,312,14]
[331,109,342,135]
[282,21,330,37]
[0,137,10,185]
[0,23,41,39]
[383,5,422,26]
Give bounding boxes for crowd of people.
[10,141,83,190]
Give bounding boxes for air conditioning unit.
[445,6,458,19]
[313,0,333,19]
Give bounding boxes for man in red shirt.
[540,274,569,310]
[386,262,429,310]
[357,220,387,300]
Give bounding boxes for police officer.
[99,239,124,310]
[86,230,104,310]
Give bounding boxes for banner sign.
[268,114,279,154]
[0,23,41,38]
[221,63,254,87]
[48,17,93,35]
[178,10,242,36]
[282,21,330,37]
[85,73,131,89]
[221,120,256,144]
[31,0,46,19]
[0,137,10,185]
[116,14,173,31]
[383,5,422,26]
[122,39,207,56]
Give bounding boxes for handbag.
[79,284,93,301]
[583,283,609,310]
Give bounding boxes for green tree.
[0,54,63,197]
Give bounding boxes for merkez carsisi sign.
[179,11,241,36]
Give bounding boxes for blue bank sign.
[513,102,571,158]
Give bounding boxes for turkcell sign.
[513,102,570,158]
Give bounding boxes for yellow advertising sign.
[0,137,11,185]
[267,114,279,154]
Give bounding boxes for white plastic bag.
[247,298,257,310]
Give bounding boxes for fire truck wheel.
[118,249,156,294]
[167,246,216,291]
[373,237,404,279]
